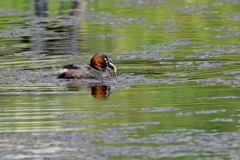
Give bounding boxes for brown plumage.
[58,54,117,79]
[90,54,108,71]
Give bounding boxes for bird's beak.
[108,61,117,77]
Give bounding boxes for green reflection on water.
[0,83,239,133]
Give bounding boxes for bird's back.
[58,63,111,79]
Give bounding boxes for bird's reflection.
[91,86,110,100]
[66,82,111,100]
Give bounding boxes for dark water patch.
[174,61,195,68]
[138,39,200,55]
[201,14,223,22]
[137,54,174,60]
[198,96,240,100]
[213,32,240,39]
[116,50,175,61]
[140,25,179,32]
[224,0,240,4]
[63,124,93,129]
[54,112,119,121]
[116,75,161,86]
[117,74,189,85]
[231,76,240,86]
[103,104,120,108]
[166,39,201,46]
[195,110,226,115]
[112,121,160,127]
[0,117,24,122]
[93,112,119,120]
[0,8,30,17]
[54,112,88,121]
[160,60,236,69]
[172,61,194,66]
[135,107,180,113]
[84,12,147,26]
[175,112,192,117]
[158,78,189,84]
[198,62,223,69]
[138,44,175,53]
[192,45,213,49]
[163,19,183,23]
[210,118,235,122]
[0,69,57,84]
[161,25,180,33]
[230,114,240,117]
[224,70,240,75]
[0,27,44,38]
[162,72,189,77]
[186,44,240,58]
[203,26,239,32]
[198,78,238,86]
[13,51,46,58]
[83,33,119,39]
[23,15,82,26]
[173,3,212,14]
[158,61,174,65]
[228,12,240,21]
[120,0,166,7]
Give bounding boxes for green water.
[0,0,239,159]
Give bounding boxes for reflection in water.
[91,86,110,100]
[32,0,86,56]
[66,82,111,100]
[34,0,48,17]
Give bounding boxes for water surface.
[0,0,239,159]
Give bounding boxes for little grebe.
[58,54,117,79]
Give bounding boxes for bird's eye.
[104,58,109,63]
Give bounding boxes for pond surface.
[0,0,240,159]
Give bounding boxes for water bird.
[58,54,117,79]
